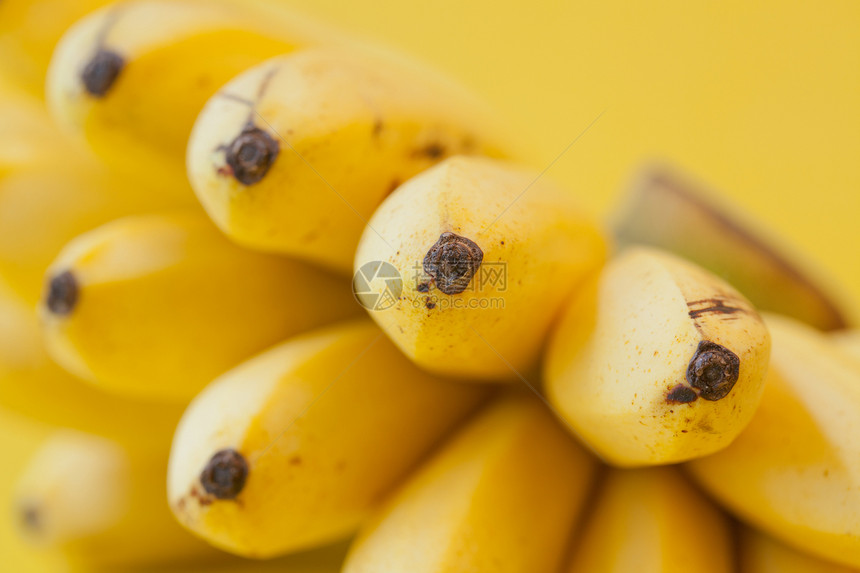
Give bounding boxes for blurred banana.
[739,526,857,573]
[353,156,607,380]
[566,467,733,573]
[39,211,359,403]
[0,0,113,96]
[0,73,189,304]
[15,429,217,569]
[687,314,860,567]
[343,392,597,573]
[0,280,184,446]
[0,411,69,573]
[545,246,771,466]
[46,0,332,187]
[168,319,488,557]
[188,48,507,272]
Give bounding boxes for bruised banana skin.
[168,320,489,558]
[353,156,607,380]
[612,164,854,331]
[39,211,360,403]
[188,48,507,272]
[545,246,771,467]
[0,0,113,96]
[0,281,185,447]
[15,430,218,569]
[343,392,597,573]
[686,314,860,568]
[0,74,192,304]
[566,467,733,573]
[46,0,333,189]
[739,526,858,573]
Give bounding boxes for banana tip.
[199,449,249,500]
[45,270,79,316]
[222,126,280,186]
[423,232,484,295]
[81,49,125,97]
[685,341,740,401]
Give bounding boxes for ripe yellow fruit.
[0,0,113,95]
[169,320,488,557]
[0,280,184,446]
[566,467,733,573]
[687,314,860,568]
[545,246,771,466]
[39,211,360,403]
[46,0,331,190]
[0,74,188,304]
[343,392,597,573]
[15,430,217,569]
[188,48,507,272]
[353,156,607,380]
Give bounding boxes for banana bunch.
[2,0,859,572]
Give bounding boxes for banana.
[545,246,771,466]
[0,0,113,96]
[39,211,359,403]
[612,164,854,331]
[0,73,190,305]
[739,526,858,573]
[168,319,488,558]
[15,429,220,569]
[566,467,733,573]
[46,0,332,188]
[0,280,184,447]
[188,48,507,272]
[0,162,192,306]
[353,156,607,380]
[831,329,860,367]
[342,392,597,573]
[686,313,860,568]
[0,411,69,573]
[0,0,117,97]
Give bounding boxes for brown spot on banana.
[423,232,483,295]
[666,384,698,404]
[45,271,79,316]
[686,341,740,401]
[687,297,748,320]
[199,449,249,500]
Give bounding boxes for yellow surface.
[280,0,860,304]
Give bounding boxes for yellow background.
[3,1,860,571]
